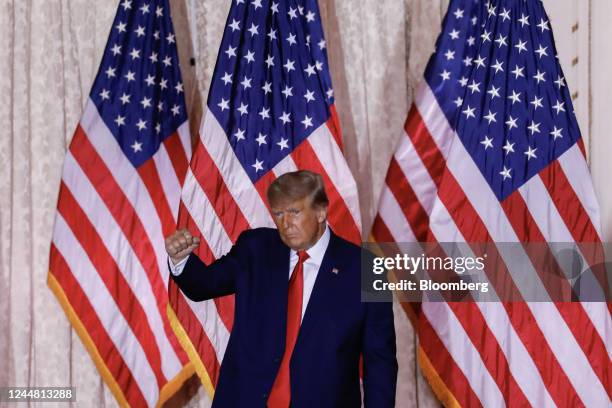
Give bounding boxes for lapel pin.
[331,267,339,274]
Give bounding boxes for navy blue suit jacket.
[171,227,397,407]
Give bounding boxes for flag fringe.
[48,272,195,407]
[166,303,216,400]
[417,345,461,408]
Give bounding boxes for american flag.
[372,0,611,406]
[167,0,362,395]
[47,0,193,406]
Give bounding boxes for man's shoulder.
[236,227,280,247]
[329,231,363,260]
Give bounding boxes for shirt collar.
[291,224,330,266]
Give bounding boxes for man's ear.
[316,205,328,223]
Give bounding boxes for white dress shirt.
[169,225,331,322]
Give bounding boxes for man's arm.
[165,229,248,301]
[362,300,398,408]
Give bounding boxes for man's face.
[270,196,327,250]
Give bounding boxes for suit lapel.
[267,232,291,348]
[294,232,341,349]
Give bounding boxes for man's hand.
[165,229,200,265]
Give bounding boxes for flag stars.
[480,30,492,43]
[533,70,546,84]
[140,97,151,109]
[171,105,180,116]
[279,111,291,125]
[500,166,512,180]
[481,135,494,150]
[511,65,525,79]
[259,107,270,120]
[119,93,131,104]
[247,23,259,36]
[462,105,476,119]
[467,36,476,46]
[515,39,528,54]
[492,59,504,73]
[494,34,507,48]
[131,140,143,153]
[237,102,248,115]
[537,18,550,32]
[287,33,297,46]
[221,72,232,85]
[444,49,455,60]
[115,115,126,127]
[225,45,237,58]
[175,82,183,93]
[163,56,172,67]
[458,76,469,87]
[136,119,147,131]
[244,50,255,63]
[288,7,298,19]
[241,76,252,89]
[474,55,486,69]
[530,95,544,110]
[453,8,464,19]
[503,140,515,155]
[305,64,316,77]
[134,25,145,37]
[155,6,163,16]
[506,115,518,130]
[284,59,296,72]
[528,120,541,134]
[159,78,168,89]
[265,54,274,68]
[468,80,481,94]
[129,48,140,60]
[277,138,289,150]
[267,29,277,41]
[140,3,150,14]
[463,56,473,67]
[256,132,267,145]
[124,70,136,82]
[453,96,463,107]
[487,85,501,99]
[111,44,122,56]
[302,115,313,129]
[484,110,497,124]
[550,126,563,140]
[218,98,229,111]
[326,88,334,99]
[252,159,264,172]
[166,33,175,44]
[262,81,272,95]
[155,123,161,134]
[553,100,566,114]
[535,45,548,58]
[116,22,127,33]
[318,39,326,50]
[306,11,316,22]
[252,0,262,9]
[440,70,451,81]
[524,146,538,160]
[304,89,316,103]
[519,14,530,27]
[145,74,155,86]
[508,90,521,104]
[229,19,240,31]
[234,129,245,141]
[99,89,110,100]
[555,75,566,89]
[449,29,460,39]
[157,101,164,112]
[282,85,293,98]
[105,66,116,78]
[149,52,158,63]
[271,2,279,13]
[500,8,511,21]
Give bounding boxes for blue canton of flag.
[90,0,188,168]
[425,0,580,200]
[208,0,335,182]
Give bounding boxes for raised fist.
[165,229,200,265]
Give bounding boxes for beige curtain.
[2,0,607,407]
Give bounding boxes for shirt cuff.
[168,255,190,276]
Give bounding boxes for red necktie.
[268,250,309,408]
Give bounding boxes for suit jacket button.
[262,393,268,399]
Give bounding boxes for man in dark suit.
[165,170,397,407]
